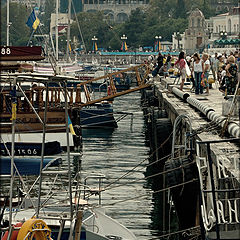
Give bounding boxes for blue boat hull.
[0,156,61,175]
[80,103,117,128]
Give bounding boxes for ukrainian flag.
[68,115,76,135]
[124,42,127,51]
[26,9,40,30]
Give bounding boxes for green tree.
[41,0,55,33]
[1,3,31,46]
[70,12,112,51]
[175,0,186,18]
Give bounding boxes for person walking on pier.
[225,55,238,96]
[174,51,186,91]
[202,53,210,95]
[193,53,204,94]
[210,53,218,81]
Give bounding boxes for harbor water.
[80,92,161,239]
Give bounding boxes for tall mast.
[6,0,10,45]
[66,0,71,62]
[56,0,59,61]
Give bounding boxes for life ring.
[16,218,52,240]
[2,222,23,240]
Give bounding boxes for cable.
[107,178,198,206]
[104,160,196,191]
[148,226,201,240]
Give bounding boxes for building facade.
[207,6,240,42]
[172,6,240,53]
[82,0,149,23]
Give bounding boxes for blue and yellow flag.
[68,115,76,135]
[92,42,98,52]
[26,9,40,30]
[121,42,127,51]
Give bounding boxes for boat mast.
[66,0,71,62]
[6,0,10,45]
[63,82,74,238]
[36,83,49,217]
[7,77,17,240]
[56,0,59,61]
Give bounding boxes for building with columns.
[82,0,149,23]
[172,6,240,53]
[206,6,240,42]
[172,9,208,54]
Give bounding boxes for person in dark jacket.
[157,52,164,68]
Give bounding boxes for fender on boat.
[16,218,52,240]
[2,222,23,240]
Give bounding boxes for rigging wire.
[107,178,199,206]
[71,0,87,53]
[102,119,221,191]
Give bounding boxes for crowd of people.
[153,50,240,96]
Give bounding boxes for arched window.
[216,26,218,33]
[197,18,201,27]
[228,19,231,33]
[234,24,236,33]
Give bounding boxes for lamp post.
[155,36,162,52]
[220,31,227,39]
[92,36,98,53]
[121,34,127,52]
[175,32,182,51]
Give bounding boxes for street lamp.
[175,32,182,51]
[220,31,227,39]
[155,36,162,52]
[121,34,127,52]
[92,35,98,53]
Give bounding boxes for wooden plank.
[80,84,150,107]
[77,64,145,86]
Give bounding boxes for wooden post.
[75,86,81,104]
[74,210,83,240]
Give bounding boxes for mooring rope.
[107,178,198,206]
[148,225,201,240]
[103,160,196,191]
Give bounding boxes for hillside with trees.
[0,0,227,50]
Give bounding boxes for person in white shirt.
[210,53,218,80]
[193,52,204,94]
[202,53,210,95]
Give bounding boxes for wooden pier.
[142,74,240,239]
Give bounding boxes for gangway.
[77,63,151,107]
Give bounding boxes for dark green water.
[80,92,161,239]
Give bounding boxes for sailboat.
[0,75,137,240]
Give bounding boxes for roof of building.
[189,8,204,18]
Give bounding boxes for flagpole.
[27,29,35,46]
